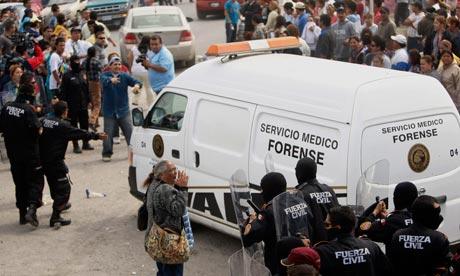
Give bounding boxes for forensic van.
[128,37,460,244]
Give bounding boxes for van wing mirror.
[132,107,144,127]
[186,17,194,22]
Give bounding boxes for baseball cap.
[294,2,305,9]
[280,247,321,271]
[391,34,407,45]
[109,56,121,65]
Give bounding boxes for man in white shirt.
[404,2,425,51]
[48,37,66,100]
[64,27,91,60]
[390,34,410,71]
[81,11,116,47]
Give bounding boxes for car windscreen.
[132,14,183,28]
[48,0,74,4]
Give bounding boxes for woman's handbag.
[145,223,190,264]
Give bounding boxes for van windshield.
[148,92,187,131]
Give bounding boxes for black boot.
[62,202,72,211]
[82,141,94,150]
[50,210,71,228]
[73,141,82,154]
[19,208,27,225]
[25,204,39,227]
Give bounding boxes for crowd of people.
[225,0,460,112]
[0,0,176,230]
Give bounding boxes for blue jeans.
[102,114,133,157]
[156,262,183,276]
[225,23,237,43]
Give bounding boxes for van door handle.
[195,151,200,167]
[172,149,180,159]
[435,195,447,204]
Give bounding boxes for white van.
[128,39,460,245]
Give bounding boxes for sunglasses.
[97,37,106,40]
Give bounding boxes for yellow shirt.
[53,25,70,39]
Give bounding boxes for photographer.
[127,35,154,109]
[141,35,174,95]
[15,39,44,72]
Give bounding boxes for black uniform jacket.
[388,223,451,276]
[39,115,98,165]
[296,179,340,243]
[0,101,41,160]
[314,234,393,276]
[242,203,278,275]
[359,209,413,249]
[60,71,90,113]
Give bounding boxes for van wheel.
[185,56,196,67]
[197,11,206,20]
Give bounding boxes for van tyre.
[197,11,206,20]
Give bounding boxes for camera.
[10,32,35,55]
[135,44,149,64]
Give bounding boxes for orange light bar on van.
[206,37,300,57]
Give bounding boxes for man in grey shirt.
[0,19,15,56]
[331,6,356,61]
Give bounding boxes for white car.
[119,6,196,68]
[41,0,87,26]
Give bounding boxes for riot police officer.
[314,206,393,276]
[242,172,287,275]
[295,157,339,243]
[39,101,107,227]
[358,181,418,250]
[0,84,44,226]
[388,195,451,276]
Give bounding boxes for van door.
[185,94,256,226]
[131,91,189,194]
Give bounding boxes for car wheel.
[197,11,206,20]
[185,56,196,67]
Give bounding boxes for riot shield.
[228,248,271,276]
[230,169,253,232]
[354,160,392,217]
[272,191,310,241]
[264,153,275,173]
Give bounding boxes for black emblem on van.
[153,135,164,158]
[408,144,430,173]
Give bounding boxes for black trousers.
[10,157,44,210]
[69,108,89,145]
[43,162,71,211]
[395,3,409,27]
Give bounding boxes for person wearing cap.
[314,206,392,276]
[281,247,321,275]
[18,8,32,33]
[437,50,460,113]
[295,157,339,244]
[357,182,418,250]
[100,56,141,162]
[64,27,91,60]
[276,237,309,276]
[242,172,288,275]
[388,195,451,276]
[294,2,309,35]
[376,7,396,48]
[0,83,44,227]
[331,5,357,62]
[142,35,174,95]
[390,34,410,71]
[287,264,319,276]
[283,2,295,24]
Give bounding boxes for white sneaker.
[102,156,111,162]
[113,137,121,144]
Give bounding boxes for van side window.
[147,92,187,131]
